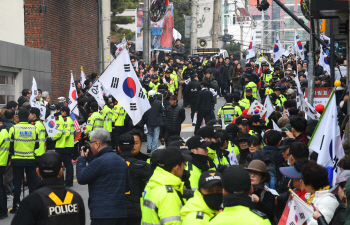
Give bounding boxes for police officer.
[225,124,240,158]
[0,116,10,219]
[242,87,257,105]
[164,69,176,93]
[181,171,223,224]
[46,104,66,152]
[118,133,152,225]
[187,74,201,121]
[142,146,191,225]
[217,93,242,125]
[208,166,270,225]
[243,75,257,99]
[101,96,114,133]
[112,102,127,148]
[149,75,160,91]
[9,108,39,213]
[84,102,104,135]
[29,108,46,161]
[60,106,74,187]
[185,136,215,189]
[11,151,85,225]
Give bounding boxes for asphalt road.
[3,97,226,225]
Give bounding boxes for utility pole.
[143,0,150,64]
[223,0,228,47]
[212,0,219,48]
[307,17,315,107]
[261,10,264,51]
[101,0,111,70]
[191,0,198,52]
[347,1,350,151]
[240,20,244,58]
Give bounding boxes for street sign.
[304,87,332,106]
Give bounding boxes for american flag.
[70,112,81,131]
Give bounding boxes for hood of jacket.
[180,190,217,220]
[146,166,184,193]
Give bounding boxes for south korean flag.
[247,100,267,118]
[99,49,151,125]
[43,113,59,137]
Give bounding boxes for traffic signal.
[257,0,269,11]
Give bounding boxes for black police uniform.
[11,177,85,225]
[119,151,152,225]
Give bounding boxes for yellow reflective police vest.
[64,116,75,148]
[213,150,230,167]
[85,111,104,134]
[53,115,66,149]
[263,71,273,83]
[244,82,257,99]
[279,94,287,105]
[170,73,179,89]
[227,141,240,156]
[165,78,176,93]
[150,82,160,92]
[181,190,218,224]
[208,204,271,225]
[217,103,242,124]
[265,87,273,95]
[143,87,149,99]
[0,128,10,166]
[101,105,113,132]
[34,120,46,157]
[142,167,184,225]
[239,98,250,109]
[113,103,127,127]
[9,122,37,160]
[185,161,216,190]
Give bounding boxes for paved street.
[3,97,226,224]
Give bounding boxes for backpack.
[257,150,279,189]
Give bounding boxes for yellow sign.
[320,19,326,32]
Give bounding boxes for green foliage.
[224,42,246,59]
[173,1,191,55]
[111,0,139,40]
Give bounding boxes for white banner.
[68,73,79,115]
[88,81,105,108]
[30,77,38,106]
[32,102,46,120]
[99,49,151,125]
[246,30,256,60]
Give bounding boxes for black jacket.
[183,67,195,80]
[187,80,201,100]
[195,88,213,111]
[119,152,152,218]
[252,184,275,223]
[11,177,85,225]
[144,98,163,127]
[165,104,186,132]
[220,64,233,81]
[171,45,185,62]
[209,67,220,83]
[3,118,15,131]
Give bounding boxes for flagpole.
[308,89,336,146]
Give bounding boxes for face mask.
[202,193,223,210]
[181,170,190,182]
[192,154,209,165]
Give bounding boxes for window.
[287,6,295,13]
[285,18,294,29]
[285,0,295,4]
[7,77,13,85]
[0,76,5,84]
[0,96,5,104]
[284,31,294,41]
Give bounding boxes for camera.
[280,131,287,138]
[82,143,90,152]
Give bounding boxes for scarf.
[306,185,330,204]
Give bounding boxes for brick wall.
[25,0,99,101]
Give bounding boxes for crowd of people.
[0,38,349,225]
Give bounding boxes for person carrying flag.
[60,106,75,187]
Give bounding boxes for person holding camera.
[77,129,131,225]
